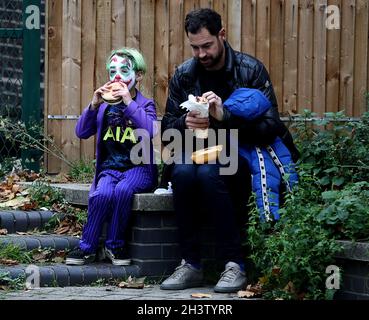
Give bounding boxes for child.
[66,47,157,266]
[223,88,298,222]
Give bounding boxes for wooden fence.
[45,0,369,173]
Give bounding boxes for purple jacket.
[75,90,158,194]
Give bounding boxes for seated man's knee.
[171,164,196,185]
[196,164,222,183]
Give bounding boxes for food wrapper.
[180,94,209,139]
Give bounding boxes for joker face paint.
[108,55,136,90]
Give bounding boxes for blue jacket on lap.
[223,88,298,221]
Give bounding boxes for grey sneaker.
[160,260,204,290]
[214,261,247,293]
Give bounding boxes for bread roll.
[101,82,123,105]
[191,145,223,164]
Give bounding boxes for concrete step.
[0,262,140,287]
[0,234,80,251]
[0,210,55,234]
[19,182,174,210]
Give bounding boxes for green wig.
[106,47,147,74]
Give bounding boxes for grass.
[68,159,95,184]
[0,243,33,264]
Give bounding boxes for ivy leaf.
[319,176,331,186]
[322,191,339,201]
[332,176,345,186]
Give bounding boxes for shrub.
[28,180,64,208]
[247,111,369,299]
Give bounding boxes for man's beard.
[199,43,224,70]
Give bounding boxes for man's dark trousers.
[171,158,250,265]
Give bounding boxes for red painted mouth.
[113,78,132,86]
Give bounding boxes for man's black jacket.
[161,41,299,162]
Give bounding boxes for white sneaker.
[105,247,131,266]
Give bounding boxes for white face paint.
[108,55,136,90]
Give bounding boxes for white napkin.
[180,94,209,139]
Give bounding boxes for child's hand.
[91,81,112,110]
[112,81,133,106]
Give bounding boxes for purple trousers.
[79,166,155,253]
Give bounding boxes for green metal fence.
[0,0,42,171]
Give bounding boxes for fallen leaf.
[19,202,37,211]
[246,282,263,295]
[16,232,29,235]
[44,173,71,183]
[32,252,48,261]
[51,257,65,264]
[237,290,255,298]
[0,229,8,235]
[55,226,70,235]
[12,184,21,193]
[0,258,19,266]
[284,281,295,293]
[118,276,146,289]
[0,197,27,208]
[191,293,212,299]
[7,193,16,200]
[272,266,281,276]
[55,250,67,258]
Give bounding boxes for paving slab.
[0,285,256,300]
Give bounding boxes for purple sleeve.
[123,99,157,137]
[75,104,98,139]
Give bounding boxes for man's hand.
[185,110,209,130]
[202,91,224,121]
[91,81,112,110]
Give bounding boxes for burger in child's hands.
[101,82,124,105]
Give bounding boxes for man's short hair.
[184,8,222,36]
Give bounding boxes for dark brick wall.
[128,211,217,277]
[335,258,369,300]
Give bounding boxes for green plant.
[0,243,33,264]
[317,182,369,241]
[247,111,369,299]
[247,171,342,300]
[0,272,26,291]
[68,159,95,183]
[0,157,17,180]
[292,110,369,187]
[28,180,64,208]
[0,118,72,167]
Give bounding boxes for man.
[160,8,298,293]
